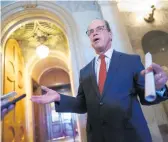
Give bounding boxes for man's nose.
[92,31,98,37]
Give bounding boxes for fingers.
[41,86,50,91]
[1,105,15,119]
[141,63,163,76]
[141,66,153,76]
[30,96,48,104]
[152,63,162,73]
[2,108,8,114]
[31,95,43,98]
[8,104,15,110]
[155,72,168,83]
[155,75,168,89]
[140,70,145,76]
[155,78,165,90]
[145,66,153,73]
[30,97,43,104]
[31,98,48,104]
[31,96,44,102]
[155,73,162,82]
[1,108,8,119]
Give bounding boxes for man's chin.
[93,46,104,53]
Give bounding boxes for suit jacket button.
[99,102,103,106]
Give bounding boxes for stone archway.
[1,1,87,142]
[30,57,71,142]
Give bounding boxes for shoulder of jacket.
[80,57,95,74]
[115,50,140,59]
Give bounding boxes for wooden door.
[2,39,26,142]
[32,79,47,142]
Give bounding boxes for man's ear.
[109,32,112,40]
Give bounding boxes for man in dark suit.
[31,19,168,142]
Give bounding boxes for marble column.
[97,0,133,54]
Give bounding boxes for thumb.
[140,70,145,76]
[41,86,50,91]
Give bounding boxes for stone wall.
[121,9,168,142]
[56,1,102,65]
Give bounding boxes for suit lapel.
[90,58,101,99]
[89,50,122,100]
[100,50,122,100]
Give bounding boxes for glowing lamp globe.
[36,44,49,58]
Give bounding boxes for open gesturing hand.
[31,86,60,104]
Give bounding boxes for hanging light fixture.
[36,44,49,58]
[36,36,49,58]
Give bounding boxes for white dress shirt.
[95,47,113,84]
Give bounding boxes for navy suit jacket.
[55,50,168,142]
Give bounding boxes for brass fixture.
[144,5,156,23]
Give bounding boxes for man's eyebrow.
[88,25,104,30]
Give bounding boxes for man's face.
[87,20,112,53]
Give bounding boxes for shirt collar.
[95,47,113,62]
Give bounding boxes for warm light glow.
[136,12,147,23]
[36,44,49,58]
[136,3,156,23]
[147,0,158,7]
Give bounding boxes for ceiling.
[9,20,69,82]
[10,20,68,53]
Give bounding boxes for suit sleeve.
[133,55,168,105]
[54,71,87,114]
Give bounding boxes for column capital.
[97,0,117,6]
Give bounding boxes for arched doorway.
[31,56,79,142]
[1,1,86,142]
[37,67,79,141]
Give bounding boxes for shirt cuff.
[156,85,168,98]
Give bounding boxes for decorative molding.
[23,4,37,9]
[10,21,68,53]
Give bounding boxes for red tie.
[98,54,107,94]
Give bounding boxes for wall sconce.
[144,5,156,23]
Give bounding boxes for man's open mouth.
[93,38,100,43]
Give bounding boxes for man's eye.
[89,30,94,34]
[97,27,103,30]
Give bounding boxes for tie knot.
[99,54,105,60]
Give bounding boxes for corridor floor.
[47,136,80,142]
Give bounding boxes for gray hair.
[86,19,112,35]
[104,20,111,32]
